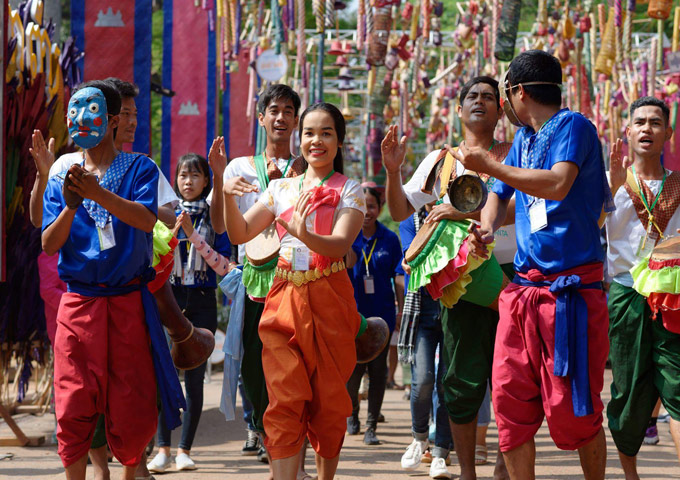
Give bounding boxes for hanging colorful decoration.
[2,0,73,407]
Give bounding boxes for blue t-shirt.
[42,154,159,287]
[399,213,440,317]
[171,209,231,289]
[350,222,403,332]
[492,110,605,275]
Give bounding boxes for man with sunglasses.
[454,50,613,479]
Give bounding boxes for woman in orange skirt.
[223,103,366,480]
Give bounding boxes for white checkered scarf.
[171,199,214,284]
[397,208,427,364]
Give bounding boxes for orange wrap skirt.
[259,260,361,460]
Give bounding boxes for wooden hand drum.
[650,236,680,262]
[356,317,390,364]
[245,224,280,266]
[404,221,440,263]
[640,236,680,335]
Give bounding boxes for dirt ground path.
[1,369,679,479]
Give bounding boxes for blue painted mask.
[67,87,108,149]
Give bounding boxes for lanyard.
[460,140,496,152]
[362,237,378,274]
[299,170,335,191]
[632,165,666,239]
[281,158,293,177]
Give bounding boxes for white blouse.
[258,176,366,266]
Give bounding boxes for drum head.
[405,220,439,263]
[651,236,680,262]
[245,224,280,266]
[450,174,488,214]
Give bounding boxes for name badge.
[183,268,196,285]
[636,235,655,259]
[293,246,310,271]
[98,222,116,251]
[363,275,375,294]
[529,198,548,233]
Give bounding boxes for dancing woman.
[222,103,366,480]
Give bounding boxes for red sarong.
[54,291,157,467]
[259,260,361,460]
[492,263,609,452]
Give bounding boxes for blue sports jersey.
[42,153,159,287]
[492,110,605,275]
[350,222,404,332]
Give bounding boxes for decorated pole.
[595,6,616,76]
[313,0,325,101]
[494,0,522,61]
[657,19,664,70]
[492,0,500,74]
[590,12,598,86]
[615,0,622,65]
[410,0,419,42]
[297,0,306,89]
[624,0,635,59]
[673,6,680,52]
[576,38,582,113]
[357,0,365,51]
[650,37,657,97]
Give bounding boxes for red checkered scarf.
[624,170,680,243]
[249,154,306,180]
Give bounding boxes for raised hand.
[29,129,56,176]
[276,190,313,241]
[449,142,492,175]
[176,211,194,237]
[467,223,494,259]
[223,176,259,197]
[209,136,228,180]
[381,125,407,174]
[609,138,631,193]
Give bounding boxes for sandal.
[475,445,488,465]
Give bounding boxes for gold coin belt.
[274,260,346,287]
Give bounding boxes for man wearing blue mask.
[41,79,183,480]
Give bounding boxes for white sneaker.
[429,457,452,479]
[147,452,171,473]
[175,452,197,471]
[401,438,428,470]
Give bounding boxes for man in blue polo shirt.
[454,50,613,479]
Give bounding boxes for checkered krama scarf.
[624,170,680,244]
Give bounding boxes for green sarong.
[607,281,680,457]
[440,300,498,424]
[240,296,268,434]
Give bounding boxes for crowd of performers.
[29,48,680,480]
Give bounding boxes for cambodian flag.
[71,0,152,155]
[161,1,216,183]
